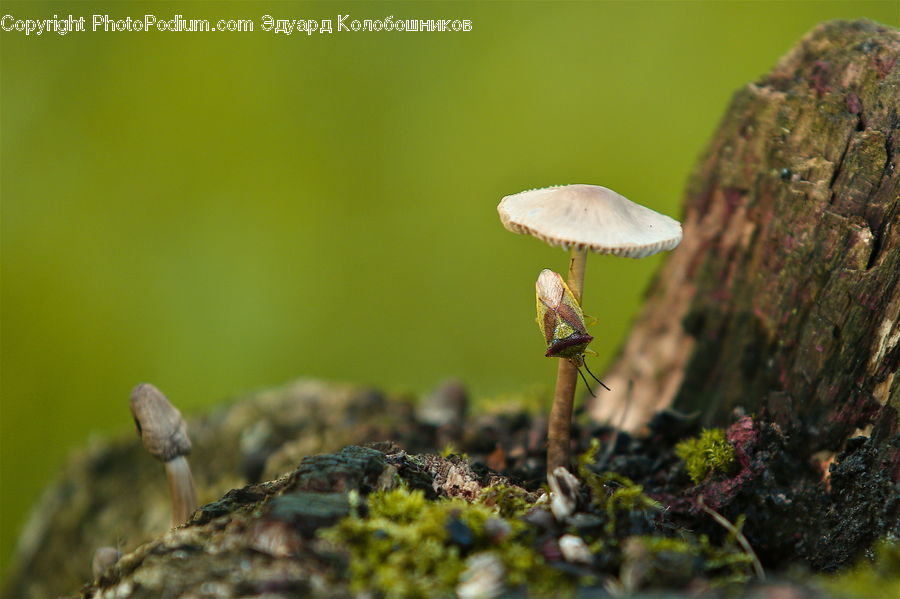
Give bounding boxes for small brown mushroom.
[129,383,198,526]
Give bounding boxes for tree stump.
[590,19,899,573]
[592,20,899,454]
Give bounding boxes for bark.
[75,446,510,599]
[592,20,899,456]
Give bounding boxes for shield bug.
[535,269,609,395]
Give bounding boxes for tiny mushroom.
[498,184,682,476]
[129,383,198,526]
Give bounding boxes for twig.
[697,495,765,581]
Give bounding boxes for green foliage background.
[2,0,896,576]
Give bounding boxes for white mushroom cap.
[498,184,682,258]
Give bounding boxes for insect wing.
[556,296,589,335]
[536,269,588,332]
[536,269,565,344]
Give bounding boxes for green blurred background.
[2,0,896,577]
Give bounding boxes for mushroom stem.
[567,247,588,302]
[547,247,589,475]
[165,455,198,525]
[548,360,579,474]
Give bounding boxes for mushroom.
[498,184,682,475]
[129,383,198,526]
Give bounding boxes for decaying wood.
[592,20,899,453]
[76,446,511,599]
[2,381,431,599]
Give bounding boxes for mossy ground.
[25,381,897,599]
[320,487,572,598]
[309,398,896,599]
[318,441,758,598]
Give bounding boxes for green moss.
[321,488,464,597]
[322,441,755,597]
[573,437,754,590]
[498,542,575,595]
[576,437,602,476]
[697,533,755,586]
[822,540,900,599]
[321,487,572,598]
[638,536,695,553]
[625,533,754,589]
[477,484,531,519]
[576,440,662,535]
[675,429,737,484]
[601,472,663,512]
[367,486,429,523]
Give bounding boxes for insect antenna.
[576,366,596,398]
[583,359,611,391]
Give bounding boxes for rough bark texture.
[71,445,511,599]
[592,20,899,451]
